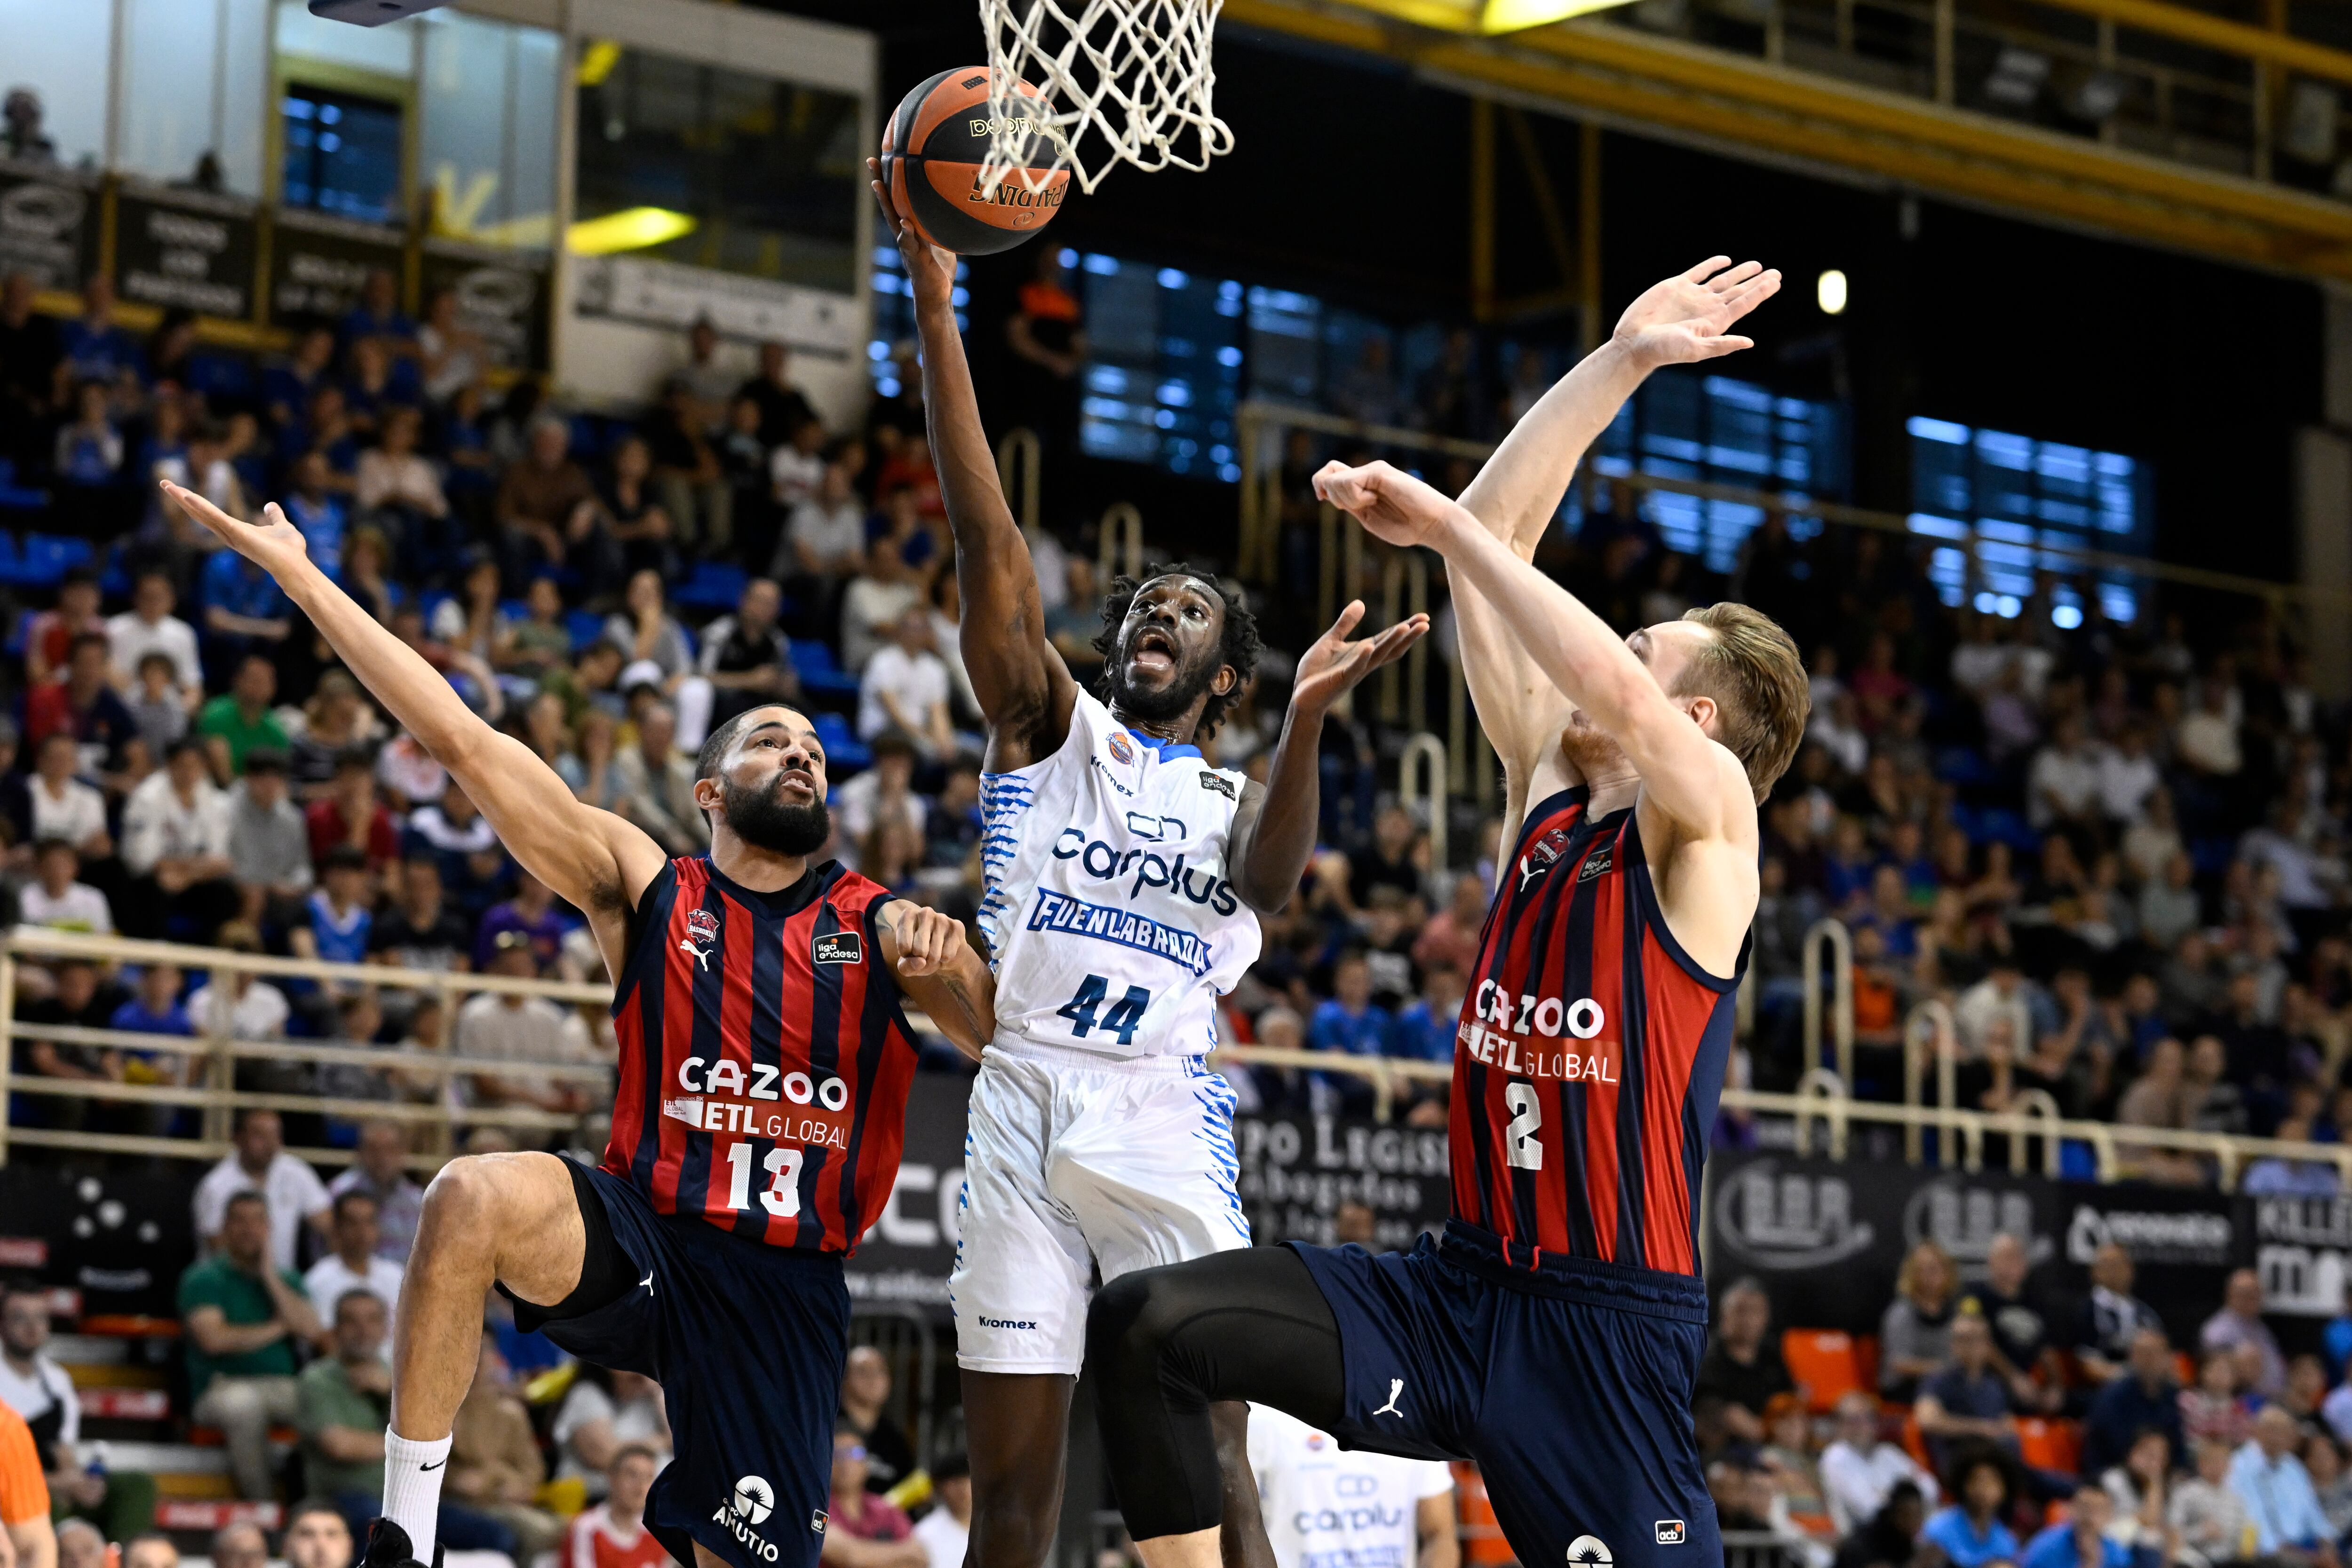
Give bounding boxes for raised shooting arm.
[870,162,1076,771]
[161,483,669,968]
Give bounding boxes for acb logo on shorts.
[1655,1520,1687,1545]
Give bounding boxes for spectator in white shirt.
[2177,676,2243,778]
[301,1190,405,1330]
[2027,713,2102,832]
[839,517,923,674]
[912,1454,972,1568]
[2,1281,146,1544]
[2097,722,2162,824]
[858,608,954,760]
[186,925,293,1044]
[120,737,239,941]
[192,1109,334,1273]
[354,405,450,524]
[1819,1391,1940,1534]
[453,937,602,1114]
[105,570,203,709]
[830,733,926,876]
[17,839,112,935]
[777,454,867,582]
[768,418,828,513]
[26,732,110,858]
[1806,691,1867,778]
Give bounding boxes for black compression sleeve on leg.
[1087,1246,1347,1542]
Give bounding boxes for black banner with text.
[1702,1150,2252,1347]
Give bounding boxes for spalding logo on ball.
[880,68,1071,255]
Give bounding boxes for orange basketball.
[879,67,1070,255]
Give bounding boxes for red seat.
[1784,1329,1878,1412]
[2019,1417,2082,1474]
[155,1502,282,1532]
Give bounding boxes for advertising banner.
[115,185,258,320]
[1703,1150,2251,1346]
[0,161,96,292]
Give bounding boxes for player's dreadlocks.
[1090,563,1262,742]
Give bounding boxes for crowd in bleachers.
[0,1102,972,1568]
[1690,1232,2352,1567]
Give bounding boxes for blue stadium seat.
[0,460,45,515]
[98,541,131,598]
[674,562,747,612]
[810,711,871,772]
[567,608,607,653]
[0,534,93,589]
[790,638,862,699]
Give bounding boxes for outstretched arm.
[1314,463,1751,844]
[870,161,1075,771]
[1228,601,1428,913]
[161,483,668,963]
[877,899,997,1060]
[1449,258,1780,837]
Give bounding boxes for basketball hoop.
[976,0,1234,196]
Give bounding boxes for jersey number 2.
[1059,974,1151,1047]
[1503,1082,1544,1171]
[724,1143,803,1217]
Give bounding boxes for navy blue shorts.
[522,1165,849,1568]
[1287,1223,1717,1568]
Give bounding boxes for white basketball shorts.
[949,1043,1252,1375]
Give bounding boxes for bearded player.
[1083,257,1806,1568]
[158,481,996,1568]
[869,166,1430,1568]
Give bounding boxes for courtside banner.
[1702,1150,2249,1346]
[1233,1111,1452,1251]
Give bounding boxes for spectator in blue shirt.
[1919,1456,2019,1568]
[1386,965,1464,1065]
[1309,951,1391,1114]
[1917,1308,2020,1479]
[2321,1278,2352,1386]
[2082,1326,2185,1478]
[1310,951,1391,1055]
[200,546,294,668]
[2231,1406,2342,1564]
[263,327,337,432]
[282,451,349,577]
[2020,1487,2136,1568]
[110,960,193,1136]
[57,274,143,389]
[295,847,376,973]
[340,269,416,358]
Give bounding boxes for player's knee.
[417,1155,510,1247]
[1087,1268,1190,1394]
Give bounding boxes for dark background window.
[281,85,405,224]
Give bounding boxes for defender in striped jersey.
[160,483,996,1568]
[1085,258,1809,1568]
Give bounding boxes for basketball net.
[977,0,1235,196]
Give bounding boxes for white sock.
[382,1430,453,1562]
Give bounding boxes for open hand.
[867,157,959,310]
[1611,256,1781,371]
[160,481,311,580]
[1311,459,1459,549]
[1292,600,1430,717]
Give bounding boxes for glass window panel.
[281,85,404,223]
[120,0,273,195]
[420,10,560,249]
[0,0,111,170]
[575,48,861,294]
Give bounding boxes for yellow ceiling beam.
[1225,0,2352,280]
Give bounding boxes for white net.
[978,0,1234,196]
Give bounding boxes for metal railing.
[1901,997,1959,1162]
[21,924,2344,1198]
[0,926,616,1170]
[1800,918,1856,1086]
[1397,732,1453,871]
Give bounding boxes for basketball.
[880,66,1070,255]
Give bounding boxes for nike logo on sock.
[418,1461,445,1472]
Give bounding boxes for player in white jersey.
[874,164,1430,1568]
[1247,1406,1457,1568]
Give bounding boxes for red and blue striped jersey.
[1448,788,1744,1278]
[603,857,919,1253]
